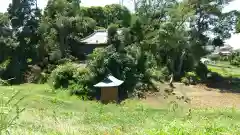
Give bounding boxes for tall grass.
[0,91,25,135]
[0,84,239,134]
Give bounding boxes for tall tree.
[134,0,235,85]
[236,12,240,33]
[1,0,41,83]
[81,4,131,28]
[41,0,96,59]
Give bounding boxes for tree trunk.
[168,58,175,88]
[54,24,68,58]
[177,50,186,76]
[169,73,174,88]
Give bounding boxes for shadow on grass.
[205,77,240,93]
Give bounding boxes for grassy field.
[0,84,240,134]
[207,61,240,78]
[208,65,240,78]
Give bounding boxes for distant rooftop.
[80,29,122,45]
[94,75,124,88]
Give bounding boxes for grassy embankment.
[207,61,240,78]
[0,84,240,134]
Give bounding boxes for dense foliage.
[229,51,240,67]
[48,63,91,97]
[0,0,238,98]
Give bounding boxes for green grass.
[0,84,240,134]
[208,65,240,78]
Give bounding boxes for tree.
[236,12,240,32]
[188,0,237,49]
[41,0,96,60]
[0,0,41,83]
[81,4,132,28]
[80,6,107,27]
[134,0,235,86]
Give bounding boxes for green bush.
[160,66,170,81]
[181,77,190,85]
[147,68,162,81]
[220,56,229,61]
[181,72,200,85]
[230,56,240,67]
[48,63,76,89]
[48,63,90,97]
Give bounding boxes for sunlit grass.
[208,65,240,78]
[0,84,240,134]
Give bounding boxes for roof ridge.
[94,29,107,32]
[80,31,98,42]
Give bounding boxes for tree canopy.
[0,0,238,97]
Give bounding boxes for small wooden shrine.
[94,75,124,103]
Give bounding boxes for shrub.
[220,56,229,61]
[38,72,49,84]
[181,72,200,85]
[160,66,170,81]
[48,63,76,89]
[131,83,149,99]
[230,57,240,67]
[147,68,162,81]
[181,77,190,85]
[48,63,90,97]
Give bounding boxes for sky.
[1,0,240,49]
[0,0,135,13]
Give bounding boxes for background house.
[70,29,108,59]
[212,44,233,56]
[71,29,122,59]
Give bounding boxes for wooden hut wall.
[100,87,118,102]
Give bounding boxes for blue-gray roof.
[94,75,124,87]
[80,29,122,44]
[81,29,108,44]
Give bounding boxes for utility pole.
[119,0,124,6]
[36,0,38,9]
[133,0,137,12]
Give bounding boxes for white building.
[212,44,233,56]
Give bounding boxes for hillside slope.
[0,84,240,134]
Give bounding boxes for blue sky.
[1,0,240,49]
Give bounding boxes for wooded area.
[0,0,240,99]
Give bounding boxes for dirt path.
[143,83,240,109]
